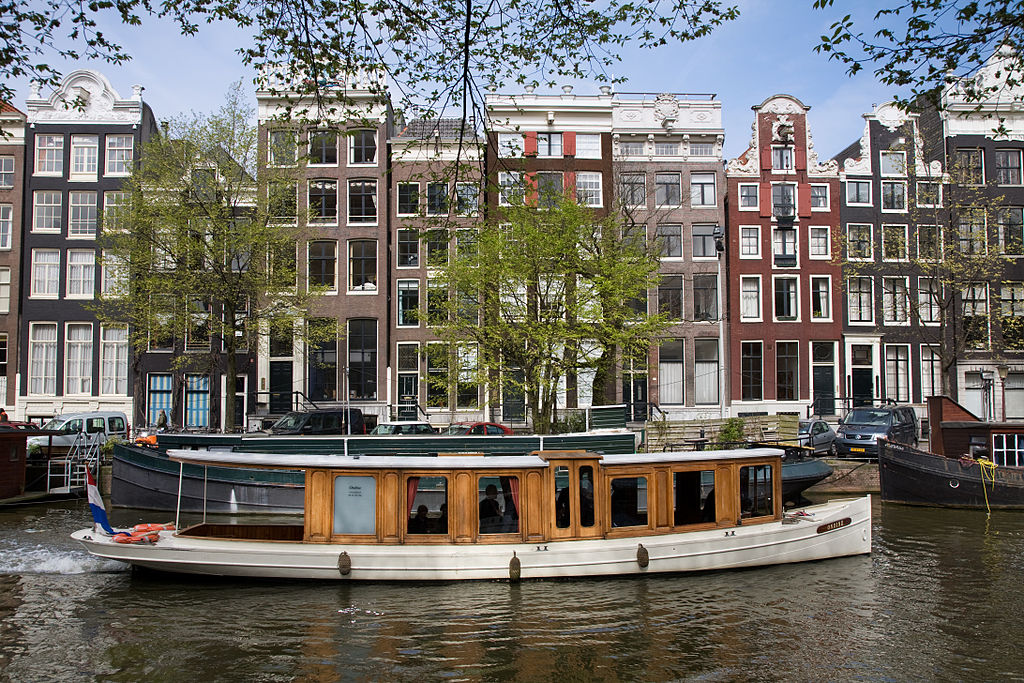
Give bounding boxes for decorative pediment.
[27,69,143,125]
[843,121,872,176]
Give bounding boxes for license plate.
[851,447,865,453]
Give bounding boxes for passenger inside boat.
[479,484,502,533]
[478,477,520,534]
[407,475,449,534]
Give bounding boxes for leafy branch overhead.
[0,0,738,116]
[815,0,1024,108]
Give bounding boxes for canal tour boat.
[72,448,871,581]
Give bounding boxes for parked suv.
[27,411,129,453]
[834,405,918,457]
[267,409,365,435]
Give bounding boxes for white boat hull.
[71,496,871,581]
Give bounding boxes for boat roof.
[166,448,784,470]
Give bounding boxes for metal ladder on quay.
[46,432,102,494]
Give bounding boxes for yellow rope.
[976,457,998,517]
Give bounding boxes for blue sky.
[9,0,903,160]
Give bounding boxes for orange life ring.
[113,531,160,544]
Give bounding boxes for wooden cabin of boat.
[172,448,783,545]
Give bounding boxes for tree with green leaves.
[93,83,325,432]
[815,0,1024,109]
[2,0,738,125]
[428,191,669,433]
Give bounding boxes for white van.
[27,411,129,452]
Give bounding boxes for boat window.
[740,465,774,517]
[554,466,571,528]
[333,475,377,535]
[407,475,448,534]
[579,466,595,528]
[610,477,648,527]
[477,476,520,534]
[672,469,715,525]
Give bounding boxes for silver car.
[798,419,837,456]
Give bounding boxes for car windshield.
[844,409,892,426]
[445,425,470,435]
[798,422,811,434]
[271,413,305,430]
[41,419,64,431]
[370,424,395,435]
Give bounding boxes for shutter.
[563,132,576,157]
[798,185,812,217]
[525,171,537,205]
[524,132,538,156]
[564,171,576,199]
[760,146,772,170]
[795,146,807,170]
[760,182,772,218]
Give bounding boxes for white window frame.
[656,224,682,259]
[30,248,60,299]
[918,224,943,260]
[64,322,93,395]
[536,132,563,158]
[497,133,524,158]
[346,178,378,225]
[810,275,832,322]
[738,183,759,211]
[66,249,95,299]
[34,135,63,176]
[772,275,800,323]
[884,344,911,403]
[347,239,378,293]
[690,172,716,207]
[69,134,99,181]
[809,184,830,211]
[771,145,794,171]
[397,279,420,328]
[739,225,761,259]
[881,180,908,213]
[0,266,10,314]
[68,191,98,238]
[916,181,942,208]
[396,182,419,216]
[809,225,831,260]
[995,149,1023,186]
[881,224,910,262]
[0,204,11,250]
[33,190,62,233]
[104,134,133,176]
[101,249,127,298]
[740,275,762,322]
[574,134,601,159]
[918,277,941,325]
[28,322,57,395]
[100,324,129,395]
[846,179,872,206]
[847,276,875,325]
[575,172,602,207]
[348,129,378,166]
[267,129,297,167]
[880,150,907,177]
[498,172,524,206]
[847,223,874,262]
[882,276,911,325]
[0,156,14,188]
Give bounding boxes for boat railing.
[46,432,101,493]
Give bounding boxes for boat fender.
[509,552,521,582]
[338,551,352,576]
[636,544,649,569]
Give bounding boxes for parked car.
[27,411,129,453]
[267,409,366,435]
[797,419,837,456]
[444,422,513,436]
[834,405,919,457]
[370,421,436,435]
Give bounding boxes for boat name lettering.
[816,518,851,534]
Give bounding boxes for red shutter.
[795,146,807,171]
[563,132,576,157]
[798,185,812,217]
[525,172,537,205]
[760,182,772,218]
[524,132,538,156]
[565,171,576,199]
[760,146,772,170]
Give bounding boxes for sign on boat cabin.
[293,450,782,545]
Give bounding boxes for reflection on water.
[1,500,1023,680]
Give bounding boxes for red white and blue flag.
[86,469,120,535]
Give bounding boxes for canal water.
[1,499,1022,681]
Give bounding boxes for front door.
[812,366,835,416]
[269,361,293,413]
[852,369,873,407]
[549,459,603,540]
[397,373,418,421]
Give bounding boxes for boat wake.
[0,540,127,575]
